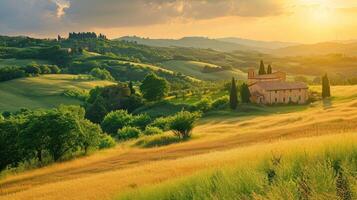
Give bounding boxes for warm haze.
[1,0,357,43]
[1,1,357,200]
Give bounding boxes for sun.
[311,6,333,24]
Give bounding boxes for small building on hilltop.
[248,69,308,104]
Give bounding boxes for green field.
[0,74,115,112]
[161,60,246,81]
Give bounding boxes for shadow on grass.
[133,134,189,148]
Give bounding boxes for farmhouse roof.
[254,81,308,91]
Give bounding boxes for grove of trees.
[0,106,115,171]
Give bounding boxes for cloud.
[64,0,285,27]
[0,0,286,35]
[53,0,70,18]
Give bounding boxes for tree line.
[67,32,107,40]
[0,63,61,82]
[0,106,115,171]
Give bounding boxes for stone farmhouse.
[248,69,309,104]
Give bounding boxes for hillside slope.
[0,86,356,200]
[161,60,246,81]
[0,75,115,112]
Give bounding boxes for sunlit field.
[0,74,115,111]
[0,85,356,200]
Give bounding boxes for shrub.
[48,65,61,74]
[212,96,229,109]
[143,126,163,136]
[117,126,141,140]
[131,114,152,130]
[99,134,116,149]
[101,110,133,136]
[90,67,114,81]
[194,98,212,112]
[39,65,51,74]
[150,116,172,131]
[134,134,182,148]
[63,88,89,101]
[169,111,201,139]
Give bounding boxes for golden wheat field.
[0,85,356,200]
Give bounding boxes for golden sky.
[94,0,357,43]
[1,0,357,43]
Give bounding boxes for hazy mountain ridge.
[117,36,260,52]
[270,42,357,56]
[217,37,300,49]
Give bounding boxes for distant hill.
[117,36,257,52]
[217,37,299,49]
[270,42,357,56]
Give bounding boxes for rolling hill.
[0,74,115,112]
[270,42,357,56]
[117,36,257,52]
[217,37,299,49]
[161,60,246,81]
[0,85,356,200]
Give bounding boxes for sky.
[1,0,357,43]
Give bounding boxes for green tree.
[117,126,141,140]
[240,83,251,103]
[101,110,133,135]
[267,64,272,74]
[79,119,103,154]
[85,96,108,124]
[230,77,238,110]
[140,73,169,101]
[259,60,266,75]
[0,118,25,170]
[128,81,135,95]
[322,74,331,98]
[169,111,201,139]
[41,111,82,161]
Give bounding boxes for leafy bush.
[169,111,201,139]
[131,114,152,130]
[63,88,89,101]
[101,110,133,135]
[150,116,172,131]
[194,98,212,112]
[99,134,116,149]
[90,67,114,81]
[134,134,183,148]
[143,126,163,136]
[0,66,26,82]
[212,96,229,109]
[117,126,141,140]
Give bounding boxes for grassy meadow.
[161,60,246,81]
[0,74,115,112]
[0,85,356,200]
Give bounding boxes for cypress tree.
[322,74,331,98]
[240,83,251,103]
[267,64,272,74]
[230,77,238,110]
[128,81,135,95]
[259,60,266,75]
